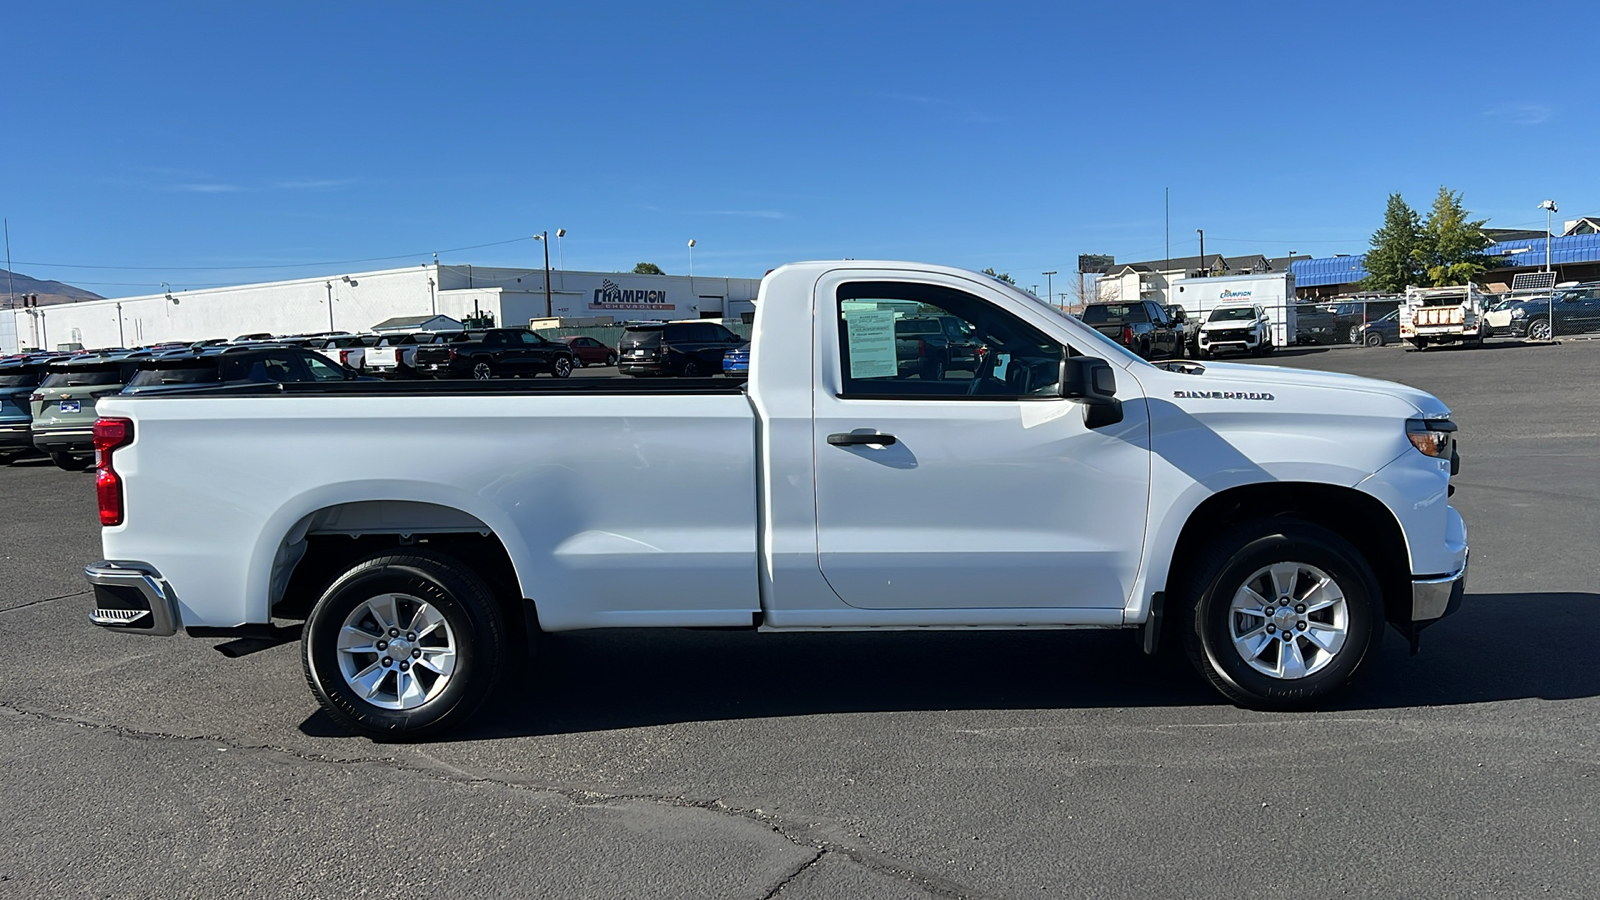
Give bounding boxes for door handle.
[827,432,897,446]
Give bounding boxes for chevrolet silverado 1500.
[83,261,1467,738]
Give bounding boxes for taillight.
[1122,325,1134,345]
[918,339,927,358]
[94,417,134,527]
[448,348,457,361]
[339,350,351,365]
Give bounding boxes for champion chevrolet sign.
[590,278,677,312]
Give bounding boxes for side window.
[836,281,1067,400]
[302,354,347,382]
[714,325,739,343]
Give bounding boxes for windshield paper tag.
[845,310,897,379]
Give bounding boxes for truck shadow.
[297,591,1599,740]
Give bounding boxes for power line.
[9,235,537,272]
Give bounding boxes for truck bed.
[107,375,749,400]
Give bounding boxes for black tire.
[605,352,617,367]
[571,355,585,369]
[1194,346,1208,360]
[551,356,573,378]
[1527,319,1552,341]
[1406,339,1427,351]
[681,359,703,377]
[50,452,92,471]
[1347,325,1362,345]
[1363,331,1384,347]
[1179,521,1382,710]
[471,359,494,380]
[302,550,509,740]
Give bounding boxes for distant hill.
[1,268,104,306]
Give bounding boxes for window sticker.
[845,310,897,379]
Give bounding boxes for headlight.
[1406,417,1456,459]
[1511,308,1526,319]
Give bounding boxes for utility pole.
[1044,271,1056,308]
[4,219,14,309]
[1197,229,1205,275]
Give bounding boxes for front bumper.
[84,560,180,636]
[32,427,95,454]
[1412,551,1467,622]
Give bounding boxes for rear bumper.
[84,560,181,636]
[0,421,34,449]
[32,427,95,454]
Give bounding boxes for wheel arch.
[256,495,537,641]
[1162,482,1412,631]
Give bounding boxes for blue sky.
[2,1,1595,299]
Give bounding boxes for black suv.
[894,315,983,379]
[1081,300,1184,359]
[412,329,577,380]
[121,344,361,395]
[618,321,745,376]
[1508,284,1600,339]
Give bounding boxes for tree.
[1418,186,1495,286]
[980,268,1016,285]
[1361,193,1425,292]
[632,262,665,275]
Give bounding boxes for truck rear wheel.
[1179,521,1382,710]
[302,550,508,739]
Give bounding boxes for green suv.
[30,352,149,470]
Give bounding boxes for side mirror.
[1059,356,1123,429]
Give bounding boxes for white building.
[4,264,761,353]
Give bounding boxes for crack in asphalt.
[0,589,90,615]
[0,701,987,900]
[760,847,824,899]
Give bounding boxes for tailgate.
[367,348,400,367]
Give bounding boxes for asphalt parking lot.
[1,341,1597,899]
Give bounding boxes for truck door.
[811,274,1151,610]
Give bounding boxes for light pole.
[116,301,125,347]
[324,281,334,332]
[1196,229,1205,274]
[1043,271,1057,308]
[1539,199,1558,340]
[533,230,558,318]
[555,228,566,290]
[687,239,696,277]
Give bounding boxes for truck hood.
[1197,320,1260,332]
[1156,361,1450,417]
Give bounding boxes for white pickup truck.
[83,261,1467,738]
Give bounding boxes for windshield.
[1208,306,1258,322]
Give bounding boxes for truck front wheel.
[303,550,508,739]
[1179,521,1381,710]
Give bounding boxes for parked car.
[558,335,619,368]
[1195,303,1273,358]
[364,333,437,378]
[1356,310,1401,347]
[412,328,576,379]
[1507,284,1600,340]
[892,315,984,379]
[722,344,750,376]
[121,344,361,395]
[1294,300,1402,345]
[1164,304,1199,355]
[232,332,276,343]
[1080,300,1184,359]
[311,334,381,372]
[30,352,150,469]
[0,357,52,463]
[618,321,745,376]
[1482,296,1525,335]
